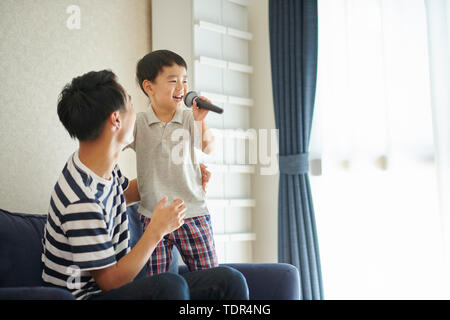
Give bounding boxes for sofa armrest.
[223,263,300,300]
[0,287,75,300]
[179,263,300,300]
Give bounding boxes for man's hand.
[90,197,186,292]
[200,163,211,193]
[147,197,186,239]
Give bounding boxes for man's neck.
[151,103,177,123]
[78,138,119,181]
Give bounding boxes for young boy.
[127,50,218,275]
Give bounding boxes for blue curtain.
[269,0,323,300]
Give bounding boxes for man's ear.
[142,80,153,97]
[110,110,121,130]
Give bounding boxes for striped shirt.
[41,151,130,300]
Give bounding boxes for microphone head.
[184,91,198,108]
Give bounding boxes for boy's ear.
[142,80,153,97]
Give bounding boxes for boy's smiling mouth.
[173,94,184,102]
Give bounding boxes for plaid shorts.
[139,214,219,275]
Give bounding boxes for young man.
[41,70,248,300]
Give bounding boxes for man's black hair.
[136,49,187,96]
[57,70,126,141]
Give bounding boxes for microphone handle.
[195,98,224,114]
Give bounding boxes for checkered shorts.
[139,214,219,275]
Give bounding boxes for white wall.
[248,0,279,263]
[151,0,193,76]
[0,0,150,214]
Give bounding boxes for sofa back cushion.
[0,209,47,287]
[0,203,148,287]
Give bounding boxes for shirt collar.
[145,103,184,126]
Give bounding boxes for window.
[311,0,446,299]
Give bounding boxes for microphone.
[184,91,224,114]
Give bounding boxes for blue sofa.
[0,204,300,300]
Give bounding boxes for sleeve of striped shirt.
[61,201,117,271]
[115,166,129,191]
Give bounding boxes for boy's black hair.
[57,70,126,141]
[136,49,187,96]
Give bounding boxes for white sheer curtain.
[311,0,448,299]
[425,0,450,274]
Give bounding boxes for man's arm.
[90,197,186,292]
[124,178,140,205]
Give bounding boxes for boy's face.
[148,64,188,112]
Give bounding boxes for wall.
[248,0,279,263]
[0,0,150,214]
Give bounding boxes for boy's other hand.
[192,96,211,121]
[147,196,186,239]
[200,163,211,192]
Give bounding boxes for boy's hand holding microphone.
[184,91,224,121]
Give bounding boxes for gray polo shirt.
[127,105,209,219]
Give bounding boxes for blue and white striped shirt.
[41,151,130,300]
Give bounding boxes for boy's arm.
[201,120,215,155]
[90,197,186,292]
[124,178,140,205]
[192,96,215,154]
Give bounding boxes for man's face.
[149,64,188,112]
[118,90,136,146]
